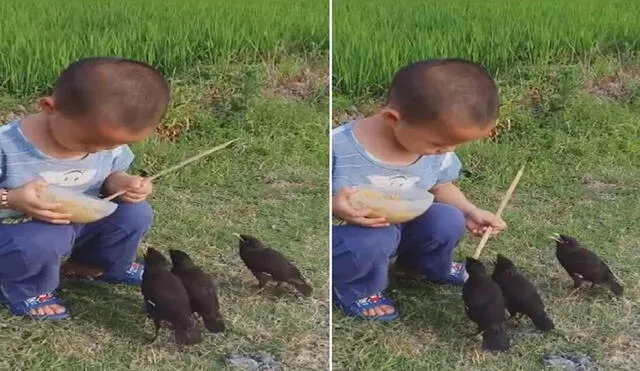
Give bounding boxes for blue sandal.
[335,292,400,321]
[1,292,70,321]
[95,262,144,286]
[429,262,469,286]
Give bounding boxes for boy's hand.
[7,180,72,224]
[333,187,389,228]
[105,172,153,203]
[464,208,506,237]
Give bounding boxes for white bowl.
[40,186,118,223]
[349,185,434,223]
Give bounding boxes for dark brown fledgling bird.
[491,254,555,331]
[169,249,225,333]
[233,233,312,297]
[141,248,202,345]
[463,257,510,352]
[552,234,623,297]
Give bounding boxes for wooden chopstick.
[472,165,525,259]
[103,138,238,201]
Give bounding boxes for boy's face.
[41,97,156,153]
[383,109,494,155]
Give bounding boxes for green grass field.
[334,0,640,96]
[333,1,640,370]
[0,1,329,370]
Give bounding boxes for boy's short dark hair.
[52,57,170,129]
[386,58,499,127]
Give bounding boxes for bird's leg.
[250,271,271,295]
[565,275,584,298]
[148,319,161,344]
[467,327,483,338]
[571,274,583,288]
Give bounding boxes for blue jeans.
[0,201,153,303]
[332,203,466,305]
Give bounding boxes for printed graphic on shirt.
[367,174,421,189]
[38,169,97,187]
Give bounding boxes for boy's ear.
[38,97,56,113]
[380,107,402,127]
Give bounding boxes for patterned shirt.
[0,119,134,218]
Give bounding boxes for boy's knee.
[427,203,466,243]
[114,201,154,232]
[0,237,62,280]
[333,225,398,265]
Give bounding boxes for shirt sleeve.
[111,145,135,173]
[435,152,462,185]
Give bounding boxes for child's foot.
[431,262,469,286]
[97,262,144,285]
[335,292,399,321]
[3,293,70,321]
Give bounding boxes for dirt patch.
[0,103,37,123]
[156,118,191,142]
[580,174,619,190]
[265,63,328,101]
[332,102,379,126]
[587,67,640,102]
[603,335,640,370]
[487,118,512,142]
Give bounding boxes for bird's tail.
[530,310,555,332]
[289,279,313,297]
[606,278,624,297]
[202,312,226,333]
[481,325,510,352]
[174,324,202,345]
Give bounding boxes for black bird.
[553,234,623,297]
[141,248,202,345]
[491,254,555,331]
[169,249,225,333]
[233,233,313,297]
[463,257,510,352]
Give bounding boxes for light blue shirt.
[332,121,462,195]
[0,119,134,218]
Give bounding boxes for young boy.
[332,58,506,321]
[0,57,170,320]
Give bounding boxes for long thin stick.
[472,165,525,259]
[104,138,238,201]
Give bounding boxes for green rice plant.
[334,0,640,96]
[0,0,328,96]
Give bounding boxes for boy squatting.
[332,59,507,320]
[0,57,170,320]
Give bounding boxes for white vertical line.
[328,0,334,369]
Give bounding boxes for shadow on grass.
[58,280,147,342]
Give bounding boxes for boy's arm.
[102,145,136,196]
[430,182,478,216]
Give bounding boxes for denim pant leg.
[0,219,77,303]
[71,201,153,275]
[396,203,466,281]
[332,223,400,305]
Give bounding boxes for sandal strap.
[353,293,395,311]
[9,293,65,316]
[337,292,399,321]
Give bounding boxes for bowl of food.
[349,185,434,223]
[39,186,118,224]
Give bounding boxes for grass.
[334,0,640,95]
[332,54,640,370]
[0,1,329,369]
[0,0,328,96]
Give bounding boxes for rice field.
[332,1,640,370]
[0,1,329,369]
[0,0,328,96]
[333,0,640,95]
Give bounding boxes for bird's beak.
[549,233,561,243]
[231,233,244,241]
